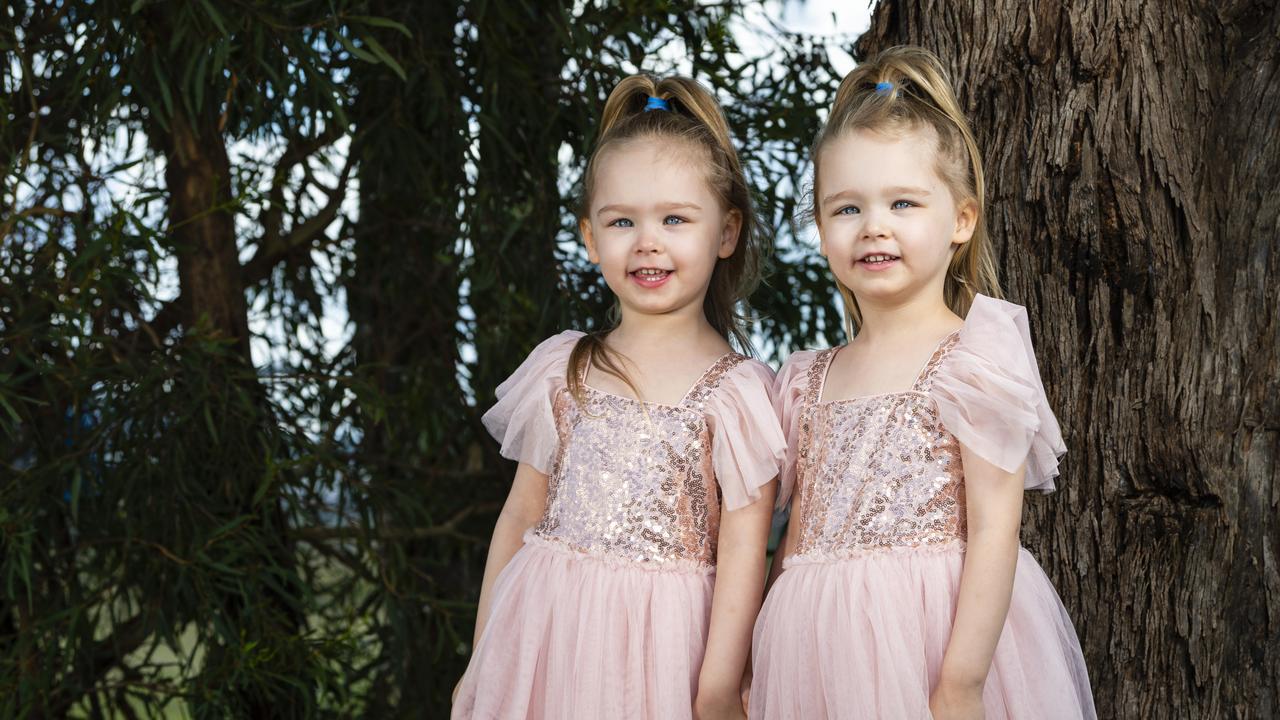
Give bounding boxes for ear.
[579,217,600,263]
[952,199,978,246]
[717,208,742,259]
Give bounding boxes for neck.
[853,289,960,344]
[610,303,719,352]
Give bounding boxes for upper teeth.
[865,254,895,262]
[637,268,668,276]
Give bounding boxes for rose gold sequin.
[534,354,747,570]
[791,333,970,560]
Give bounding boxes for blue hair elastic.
[644,96,670,112]
[875,81,894,96]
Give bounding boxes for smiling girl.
[451,75,786,720]
[748,47,1095,719]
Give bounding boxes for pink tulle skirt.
[750,546,1095,719]
[452,533,716,720]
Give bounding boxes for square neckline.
[581,350,740,409]
[816,328,961,406]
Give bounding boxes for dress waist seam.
[521,529,717,575]
[784,540,972,568]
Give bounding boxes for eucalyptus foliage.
[1,1,849,715]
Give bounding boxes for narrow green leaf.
[0,394,21,426]
[153,57,175,121]
[348,15,413,39]
[335,31,377,64]
[198,0,229,36]
[70,467,83,519]
[203,405,218,442]
[359,32,406,81]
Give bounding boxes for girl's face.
[816,127,976,309]
[580,137,740,323]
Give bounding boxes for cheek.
[822,227,856,260]
[596,240,630,271]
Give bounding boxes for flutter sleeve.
[930,296,1067,492]
[704,358,788,512]
[771,350,820,508]
[480,330,584,475]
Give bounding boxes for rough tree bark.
[857,1,1279,717]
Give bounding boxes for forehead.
[590,137,715,207]
[818,127,946,193]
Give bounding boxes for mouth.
[858,253,900,271]
[629,267,673,288]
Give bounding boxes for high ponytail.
[568,74,765,406]
[811,46,1001,335]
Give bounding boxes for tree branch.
[258,125,345,254]
[292,501,502,544]
[112,133,355,350]
[243,144,354,285]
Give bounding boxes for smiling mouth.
[859,254,900,266]
[630,267,673,287]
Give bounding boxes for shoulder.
[956,295,1035,354]
[517,329,586,372]
[777,348,828,380]
[779,348,824,373]
[529,329,586,358]
[936,294,1044,388]
[492,329,585,399]
[695,353,771,409]
[932,294,1065,491]
[723,354,776,386]
[775,347,834,394]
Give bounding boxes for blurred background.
[2,0,1276,718]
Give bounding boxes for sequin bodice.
[533,354,746,570]
[791,333,967,561]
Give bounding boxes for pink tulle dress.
[750,296,1095,719]
[453,330,786,720]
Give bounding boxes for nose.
[634,225,664,254]
[859,208,890,241]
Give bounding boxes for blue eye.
[835,205,859,216]
[891,200,915,210]
[663,216,686,225]
[610,218,634,228]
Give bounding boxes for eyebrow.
[820,186,932,207]
[597,201,703,216]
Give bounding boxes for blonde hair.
[811,46,1001,335]
[568,74,765,404]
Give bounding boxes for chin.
[846,278,912,303]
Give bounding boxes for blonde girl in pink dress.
[452,74,786,720]
[749,47,1096,719]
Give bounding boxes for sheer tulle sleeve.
[771,350,819,508]
[480,330,583,475]
[704,358,788,512]
[931,295,1066,492]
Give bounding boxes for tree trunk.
[857,2,1279,717]
[466,0,571,401]
[154,105,308,720]
[348,0,472,710]
[162,110,251,355]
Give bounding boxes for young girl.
[452,74,786,720]
[749,47,1096,719]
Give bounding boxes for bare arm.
[470,462,549,649]
[930,448,1024,719]
[694,480,777,719]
